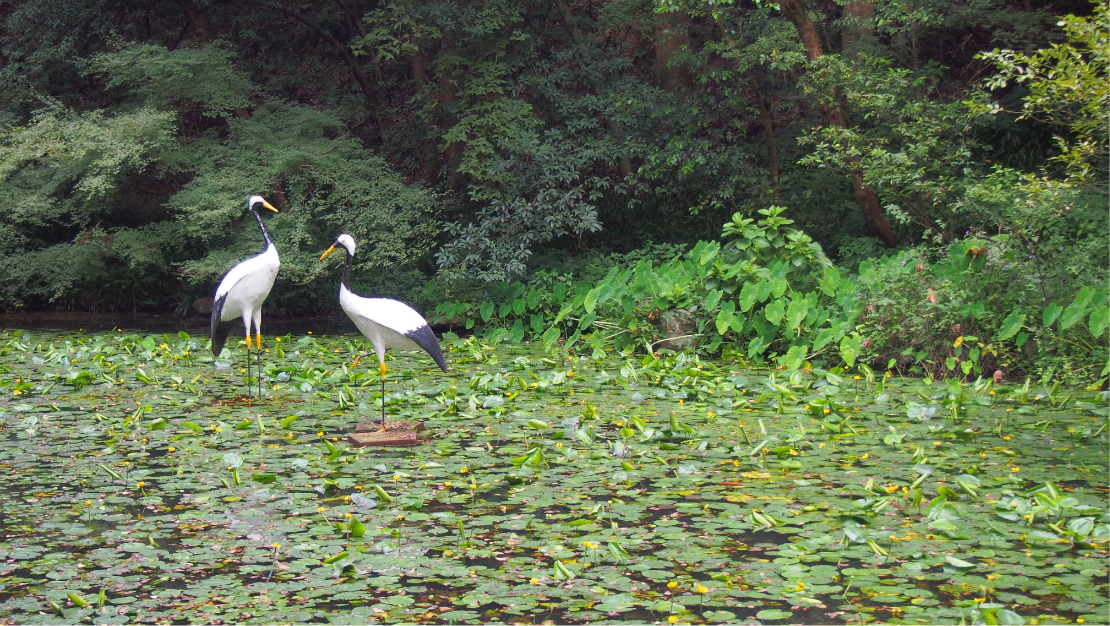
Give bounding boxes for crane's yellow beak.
[320,245,337,260]
[261,201,279,213]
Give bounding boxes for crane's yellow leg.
[379,361,388,426]
[256,334,263,350]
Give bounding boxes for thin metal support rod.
[257,339,263,398]
[244,342,252,398]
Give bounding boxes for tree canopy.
[0,0,1104,314]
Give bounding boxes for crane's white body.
[209,195,280,399]
[215,244,280,338]
[323,233,447,374]
[340,285,427,363]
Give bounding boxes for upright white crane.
[320,234,448,424]
[210,195,280,398]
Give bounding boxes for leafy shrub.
[855,239,1108,385]
[435,206,868,369]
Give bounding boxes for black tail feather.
[405,324,449,372]
[210,293,231,355]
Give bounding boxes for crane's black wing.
[405,324,448,372]
[210,293,232,356]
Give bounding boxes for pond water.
[0,312,357,336]
[0,328,1106,625]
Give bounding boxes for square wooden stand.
[347,420,426,447]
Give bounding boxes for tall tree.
[777,0,897,247]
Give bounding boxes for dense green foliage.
[0,0,1105,382]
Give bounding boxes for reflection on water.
[0,312,361,335]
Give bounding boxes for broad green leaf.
[995,311,1025,340]
[783,344,808,370]
[945,555,975,568]
[1088,305,1109,336]
[764,299,785,324]
[705,289,722,311]
[1042,302,1062,327]
[996,609,1025,625]
[738,283,758,311]
[584,287,601,314]
[785,298,808,330]
[813,326,836,352]
[715,310,734,336]
[512,299,525,316]
[1072,285,1094,310]
[839,334,862,367]
[1059,303,1086,330]
[756,280,772,303]
[479,301,494,323]
[747,336,766,358]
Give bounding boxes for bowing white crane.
[210,195,280,398]
[320,234,448,425]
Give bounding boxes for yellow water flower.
[530,578,539,584]
[460,466,469,473]
[668,617,678,624]
[696,584,708,594]
[667,581,677,590]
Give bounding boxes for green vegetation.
[0,0,1105,385]
[1,1,1107,620]
[0,329,1106,623]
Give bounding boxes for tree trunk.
[441,73,465,188]
[174,0,210,43]
[261,3,389,137]
[841,0,874,54]
[412,50,440,184]
[654,11,693,92]
[778,0,896,247]
[747,69,781,201]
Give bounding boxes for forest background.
[0,0,1106,384]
